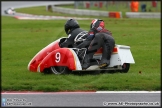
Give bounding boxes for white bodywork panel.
[93,44,135,67]
[109,45,135,67]
[69,49,82,70]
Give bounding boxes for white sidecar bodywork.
[86,44,135,71]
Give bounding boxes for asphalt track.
[1,1,161,107]
[1,1,74,16]
[1,1,91,20]
[1,91,161,107]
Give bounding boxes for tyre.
[120,63,130,73]
[50,66,71,74]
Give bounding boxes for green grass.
[1,6,161,92]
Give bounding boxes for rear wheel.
[120,63,130,73]
[50,66,71,74]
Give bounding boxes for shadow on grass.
[42,68,126,76]
[70,70,123,76]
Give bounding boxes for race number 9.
[55,52,61,63]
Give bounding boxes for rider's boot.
[99,45,110,68]
[99,40,114,69]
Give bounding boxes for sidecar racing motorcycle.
[27,37,135,74]
[4,7,16,15]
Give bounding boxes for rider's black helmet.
[64,19,80,35]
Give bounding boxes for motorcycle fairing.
[37,48,82,72]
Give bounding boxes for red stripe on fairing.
[113,47,118,53]
[95,47,118,54]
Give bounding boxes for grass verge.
[1,6,161,91]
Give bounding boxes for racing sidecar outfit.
[4,7,15,15]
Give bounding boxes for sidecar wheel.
[120,63,130,73]
[50,66,71,74]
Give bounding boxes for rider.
[60,19,88,48]
[76,19,115,70]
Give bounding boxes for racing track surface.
[1,91,161,107]
[1,1,74,16]
[1,1,161,107]
[1,1,91,20]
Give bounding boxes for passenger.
[76,19,115,69]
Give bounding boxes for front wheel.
[120,63,130,73]
[50,66,71,74]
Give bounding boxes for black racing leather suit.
[60,28,88,48]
